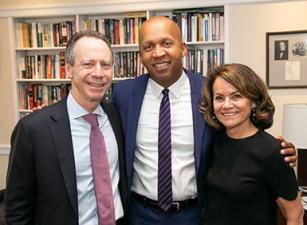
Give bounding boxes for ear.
[139,53,143,64]
[65,63,73,79]
[182,42,188,57]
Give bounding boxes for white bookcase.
[8,1,229,118]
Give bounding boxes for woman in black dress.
[201,63,303,225]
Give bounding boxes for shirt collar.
[148,70,188,99]
[67,92,104,119]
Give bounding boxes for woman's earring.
[212,113,218,122]
[251,107,256,119]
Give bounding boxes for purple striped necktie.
[158,88,173,211]
[83,114,116,225]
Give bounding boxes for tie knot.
[162,88,169,96]
[83,114,98,127]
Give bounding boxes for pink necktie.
[83,114,116,225]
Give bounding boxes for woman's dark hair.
[200,63,275,130]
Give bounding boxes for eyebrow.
[214,90,240,95]
[80,59,112,64]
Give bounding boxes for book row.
[18,47,223,80]
[18,52,66,79]
[15,21,75,48]
[113,51,147,78]
[15,10,223,49]
[19,83,71,110]
[171,8,224,42]
[82,16,146,45]
[183,47,224,75]
[18,51,147,80]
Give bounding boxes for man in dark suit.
[112,16,297,225]
[5,30,127,225]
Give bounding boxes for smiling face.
[66,36,113,112]
[139,16,187,87]
[213,77,257,138]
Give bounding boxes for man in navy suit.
[112,16,296,225]
[5,31,127,225]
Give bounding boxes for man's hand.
[276,136,297,167]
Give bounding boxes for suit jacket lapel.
[100,100,128,210]
[48,99,78,215]
[186,70,205,175]
[101,100,124,155]
[126,75,149,187]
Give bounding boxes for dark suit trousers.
[126,197,201,225]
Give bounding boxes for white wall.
[0,17,14,189]
[228,0,307,137]
[0,156,9,189]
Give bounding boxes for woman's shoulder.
[251,130,283,162]
[255,130,280,149]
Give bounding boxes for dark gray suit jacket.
[5,98,127,225]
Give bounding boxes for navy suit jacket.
[5,98,127,225]
[112,70,214,209]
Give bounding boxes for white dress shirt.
[131,72,197,201]
[67,93,123,225]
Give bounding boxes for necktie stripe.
[159,171,171,182]
[159,119,170,129]
[158,88,173,211]
[159,134,171,144]
[159,188,172,199]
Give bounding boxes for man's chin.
[89,94,105,103]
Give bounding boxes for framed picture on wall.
[266,30,307,88]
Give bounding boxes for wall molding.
[0,0,302,18]
[2,0,221,18]
[0,145,10,155]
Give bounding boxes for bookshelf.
[11,4,227,118]
[14,15,75,114]
[150,7,225,75]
